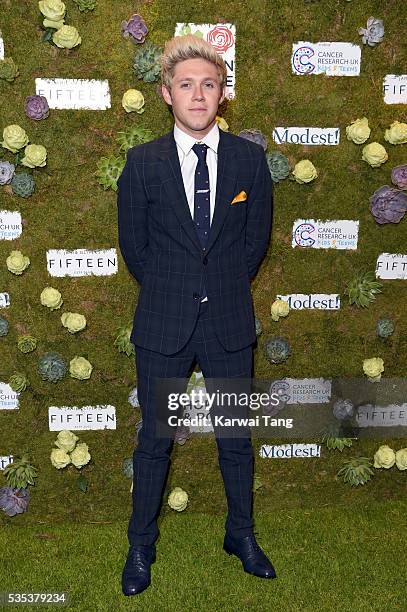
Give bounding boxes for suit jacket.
[116,127,273,355]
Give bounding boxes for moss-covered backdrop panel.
[0,0,406,524]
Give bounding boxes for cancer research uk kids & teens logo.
[291,42,361,76]
[292,220,359,250]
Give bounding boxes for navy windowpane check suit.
[117,126,273,546]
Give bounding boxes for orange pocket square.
[230,190,247,205]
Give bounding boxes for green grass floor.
[1,501,406,611]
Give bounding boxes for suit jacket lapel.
[157,128,238,256]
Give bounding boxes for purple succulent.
[391,165,407,190]
[238,128,268,151]
[0,486,29,516]
[25,95,50,120]
[174,423,191,445]
[121,14,148,44]
[369,185,407,225]
[0,160,15,185]
[358,16,384,47]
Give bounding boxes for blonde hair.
[161,34,227,90]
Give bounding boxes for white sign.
[356,404,407,427]
[0,455,13,470]
[376,253,407,280]
[0,33,4,60]
[292,219,359,249]
[277,294,340,310]
[260,444,321,458]
[0,210,22,240]
[48,405,116,431]
[35,78,111,110]
[175,23,236,99]
[273,127,340,146]
[46,248,118,277]
[0,293,10,308]
[0,383,19,410]
[383,75,407,104]
[270,378,331,405]
[292,41,361,76]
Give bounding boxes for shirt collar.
[173,122,219,156]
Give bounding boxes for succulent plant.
[95,155,125,192]
[25,95,50,120]
[0,316,9,336]
[0,486,29,516]
[133,41,162,83]
[266,151,290,182]
[37,352,67,383]
[174,423,191,445]
[238,128,268,151]
[345,271,383,308]
[114,324,136,356]
[358,16,384,47]
[369,185,407,225]
[116,126,154,152]
[73,0,97,11]
[332,398,354,420]
[0,160,15,185]
[321,425,354,451]
[3,454,38,489]
[122,457,133,479]
[264,336,291,364]
[391,165,407,190]
[122,13,148,43]
[128,386,140,408]
[8,372,30,393]
[376,317,394,339]
[17,334,38,353]
[10,172,35,198]
[255,316,262,337]
[337,457,374,486]
[0,57,19,82]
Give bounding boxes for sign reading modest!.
[292,41,361,76]
[46,248,118,277]
[260,444,321,458]
[0,456,13,470]
[376,253,407,279]
[273,127,340,146]
[292,219,359,249]
[35,78,111,110]
[276,294,340,310]
[0,210,22,240]
[48,405,117,431]
[383,75,407,104]
[175,23,236,99]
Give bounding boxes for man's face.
[161,57,225,138]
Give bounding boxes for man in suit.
[117,34,274,596]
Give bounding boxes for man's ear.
[161,84,172,106]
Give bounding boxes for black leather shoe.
[121,544,156,596]
[223,533,277,579]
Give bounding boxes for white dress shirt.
[173,122,219,302]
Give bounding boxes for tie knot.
[192,142,208,161]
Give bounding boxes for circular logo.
[293,223,315,247]
[292,46,315,74]
[207,26,234,53]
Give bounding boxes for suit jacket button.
[193,292,200,300]
[203,257,208,265]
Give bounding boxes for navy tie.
[192,142,210,300]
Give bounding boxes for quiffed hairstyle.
[161,34,227,91]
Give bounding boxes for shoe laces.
[128,547,151,572]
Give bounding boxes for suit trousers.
[127,299,255,546]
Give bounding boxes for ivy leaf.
[42,28,54,43]
[76,474,88,492]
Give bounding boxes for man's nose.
[192,86,205,99]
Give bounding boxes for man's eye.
[204,83,214,88]
[180,83,190,88]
